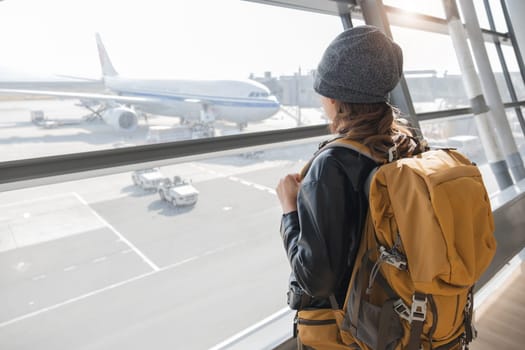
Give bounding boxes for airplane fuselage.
[104,76,280,124]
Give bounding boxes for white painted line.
[208,307,293,350]
[71,192,160,272]
[31,275,46,281]
[163,256,198,268]
[120,249,133,254]
[92,257,107,264]
[226,176,276,195]
[0,270,156,329]
[63,266,77,272]
[200,241,240,258]
[161,241,242,270]
[0,241,242,329]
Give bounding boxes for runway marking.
[63,266,77,272]
[191,164,276,196]
[31,275,46,281]
[253,184,266,191]
[209,307,293,350]
[227,176,276,194]
[0,241,242,329]
[92,257,107,264]
[71,192,160,272]
[0,270,156,329]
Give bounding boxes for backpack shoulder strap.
[328,139,377,162]
[300,138,382,180]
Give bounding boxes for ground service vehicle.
[132,168,169,190]
[158,176,199,206]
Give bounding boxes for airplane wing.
[0,88,213,107]
[0,88,154,105]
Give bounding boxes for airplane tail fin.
[95,33,118,77]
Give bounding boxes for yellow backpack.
[295,138,497,350]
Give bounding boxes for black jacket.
[280,144,377,308]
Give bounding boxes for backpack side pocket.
[297,308,357,350]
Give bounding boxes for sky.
[0,0,517,81]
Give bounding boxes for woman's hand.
[276,173,301,214]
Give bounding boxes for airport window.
[506,107,525,158]
[484,42,525,103]
[0,0,343,347]
[0,136,327,349]
[0,0,343,161]
[472,0,508,33]
[389,26,470,113]
[382,0,446,18]
[2,0,525,348]
[418,115,503,194]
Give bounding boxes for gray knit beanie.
[314,25,403,104]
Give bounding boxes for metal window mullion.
[0,125,330,192]
[359,0,423,139]
[483,0,525,138]
[500,0,525,86]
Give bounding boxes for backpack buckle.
[379,246,407,270]
[393,299,411,322]
[410,293,427,323]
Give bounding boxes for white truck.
[132,168,169,190]
[157,176,199,207]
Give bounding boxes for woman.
[276,25,426,311]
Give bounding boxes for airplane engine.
[101,107,139,132]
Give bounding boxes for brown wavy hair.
[330,101,427,163]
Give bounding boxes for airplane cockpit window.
[248,91,270,98]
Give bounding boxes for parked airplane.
[0,33,281,133]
